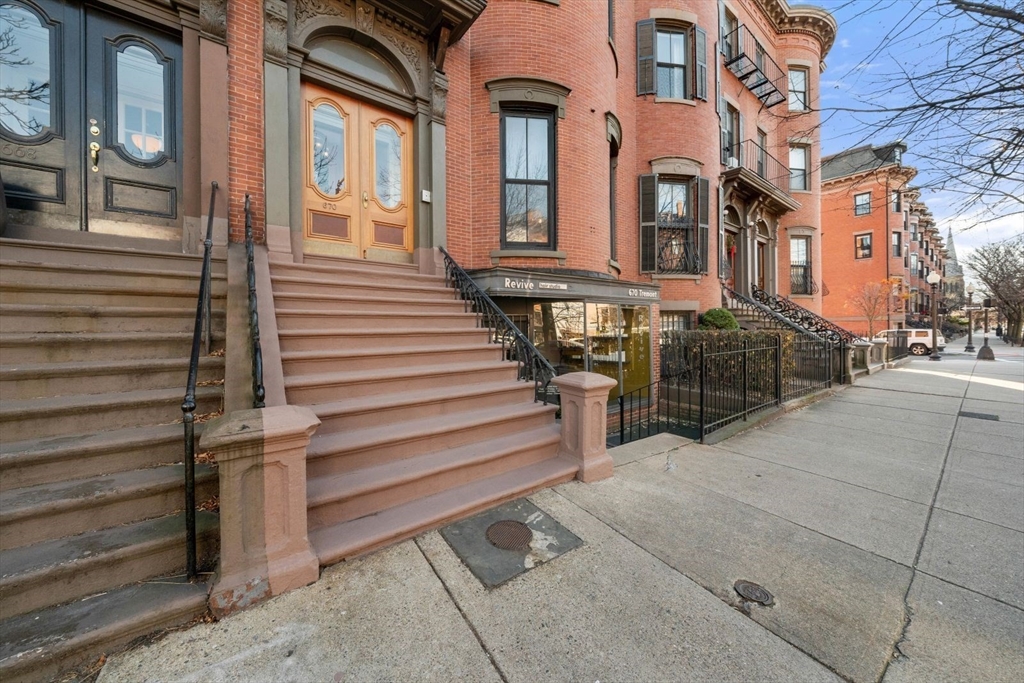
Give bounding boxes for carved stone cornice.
[294,0,352,30]
[265,0,288,64]
[199,0,227,40]
[431,70,449,122]
[755,0,838,58]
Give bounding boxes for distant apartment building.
[821,142,952,336]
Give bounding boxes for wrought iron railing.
[722,284,822,339]
[790,264,819,295]
[751,284,861,345]
[885,330,909,361]
[723,139,791,195]
[722,24,786,108]
[657,217,702,274]
[244,195,266,409]
[438,247,557,403]
[181,180,217,581]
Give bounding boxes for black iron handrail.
[751,284,860,344]
[722,24,786,108]
[244,195,266,410]
[438,247,557,403]
[181,180,217,581]
[723,283,823,340]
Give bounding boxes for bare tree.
[1,13,51,137]
[964,235,1024,343]
[846,277,905,337]
[815,0,1024,227]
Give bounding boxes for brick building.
[821,141,951,340]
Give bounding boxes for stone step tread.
[0,423,195,465]
[0,281,226,298]
[309,379,530,419]
[0,577,208,679]
[281,342,500,362]
[307,424,562,507]
[0,331,226,345]
[270,273,450,291]
[0,235,218,262]
[0,259,227,281]
[271,258,435,277]
[0,463,217,521]
[310,455,577,565]
[274,308,477,320]
[277,327,487,338]
[272,292,461,306]
[0,511,218,588]
[0,356,223,379]
[0,303,226,317]
[306,401,556,459]
[284,359,515,389]
[0,385,222,420]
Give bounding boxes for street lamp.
[965,283,975,353]
[926,271,941,361]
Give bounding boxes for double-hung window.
[855,233,872,259]
[892,231,902,258]
[501,109,555,248]
[637,20,708,101]
[656,29,687,98]
[854,192,871,216]
[790,236,812,295]
[639,174,710,275]
[723,105,740,164]
[892,190,901,213]
[788,68,808,111]
[789,146,809,191]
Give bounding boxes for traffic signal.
[983,297,992,308]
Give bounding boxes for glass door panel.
[587,303,623,401]
[621,306,652,395]
[531,302,586,377]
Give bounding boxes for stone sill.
[652,273,701,282]
[490,249,567,266]
[653,97,697,106]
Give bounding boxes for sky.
[812,0,1023,282]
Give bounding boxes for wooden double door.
[1,0,182,238]
[302,83,413,258]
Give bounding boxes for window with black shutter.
[636,19,708,101]
[698,177,710,273]
[639,174,707,275]
[694,27,707,100]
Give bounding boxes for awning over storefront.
[468,268,661,304]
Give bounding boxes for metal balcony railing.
[656,217,702,274]
[724,139,791,196]
[722,24,786,108]
[790,264,818,295]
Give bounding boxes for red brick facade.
[226,0,265,244]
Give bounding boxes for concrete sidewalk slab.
[417,488,841,683]
[97,542,503,683]
[607,431,690,466]
[945,447,1024,488]
[709,428,942,504]
[556,460,911,683]
[784,409,954,446]
[917,509,1024,609]
[832,386,963,415]
[763,418,948,454]
[952,429,1024,459]
[800,398,956,429]
[883,573,1024,683]
[936,466,1024,532]
[960,398,1023,424]
[671,443,929,565]
[956,415,1024,440]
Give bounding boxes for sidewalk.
[99,356,1024,683]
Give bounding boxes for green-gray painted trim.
[469,267,661,303]
[486,77,571,119]
[264,62,291,228]
[286,62,304,262]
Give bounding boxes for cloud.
[839,38,850,49]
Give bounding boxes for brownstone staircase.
[0,237,225,682]
[270,255,576,565]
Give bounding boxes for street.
[99,339,1024,683]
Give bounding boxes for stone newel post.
[200,405,321,616]
[551,372,618,483]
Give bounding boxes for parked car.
[874,329,946,355]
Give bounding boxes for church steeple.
[946,227,963,276]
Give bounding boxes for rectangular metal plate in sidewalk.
[958,411,1000,421]
[439,498,582,588]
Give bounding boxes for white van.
[874,329,946,355]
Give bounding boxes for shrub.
[698,308,739,330]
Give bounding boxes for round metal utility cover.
[486,520,533,551]
[734,580,774,606]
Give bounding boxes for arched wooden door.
[301,83,413,260]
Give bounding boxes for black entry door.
[0,1,182,237]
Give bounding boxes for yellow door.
[302,84,413,259]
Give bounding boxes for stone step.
[0,356,224,400]
[0,512,219,620]
[271,291,467,314]
[284,360,518,404]
[277,327,491,353]
[0,464,217,551]
[307,425,562,530]
[0,423,202,492]
[305,402,557,479]
[310,455,577,565]
[0,577,209,683]
[0,235,225,273]
[0,303,226,334]
[0,258,227,290]
[0,385,223,442]
[270,273,452,298]
[280,343,502,376]
[0,280,227,308]
[0,331,226,364]
[310,380,535,434]
[274,308,479,331]
[278,256,440,284]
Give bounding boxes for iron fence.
[885,330,909,361]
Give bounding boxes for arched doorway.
[723,205,741,291]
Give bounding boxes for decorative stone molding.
[431,70,449,122]
[755,0,838,58]
[486,77,571,119]
[606,112,621,147]
[264,0,288,64]
[550,373,617,483]
[295,0,351,29]
[355,0,375,35]
[377,13,425,77]
[648,8,698,25]
[199,0,227,39]
[650,156,703,177]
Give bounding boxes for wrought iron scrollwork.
[657,220,702,274]
[751,284,859,344]
[438,247,557,403]
[722,284,822,340]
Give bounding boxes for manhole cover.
[958,411,1000,421]
[486,520,533,551]
[734,580,774,606]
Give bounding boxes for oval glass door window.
[312,103,345,196]
[374,123,401,209]
[117,45,165,160]
[0,3,51,137]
